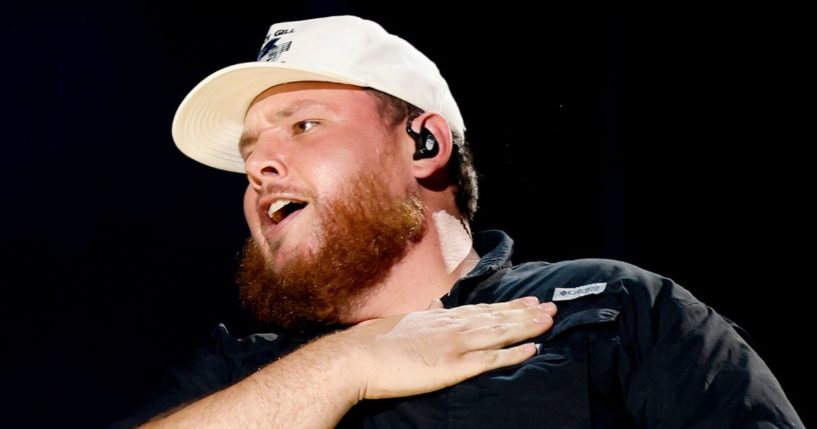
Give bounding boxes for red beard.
[236,173,426,331]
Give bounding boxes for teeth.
[268,199,296,218]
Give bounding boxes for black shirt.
[116,230,803,428]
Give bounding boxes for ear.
[407,112,454,180]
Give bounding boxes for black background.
[2,1,811,427]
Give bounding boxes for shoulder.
[508,257,657,281]
[542,258,672,285]
[501,258,690,302]
[482,258,711,335]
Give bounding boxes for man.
[123,15,802,428]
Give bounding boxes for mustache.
[257,183,315,200]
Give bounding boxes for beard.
[236,173,426,331]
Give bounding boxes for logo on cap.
[257,37,292,62]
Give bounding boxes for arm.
[141,296,558,428]
[141,332,358,428]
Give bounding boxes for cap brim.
[172,62,368,173]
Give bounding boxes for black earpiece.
[406,113,439,160]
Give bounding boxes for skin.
[240,82,482,322]
[143,82,557,428]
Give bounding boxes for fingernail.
[535,343,543,355]
[533,316,552,324]
[522,296,539,307]
[538,302,557,313]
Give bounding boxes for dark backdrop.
[2,2,810,427]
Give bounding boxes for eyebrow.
[238,99,333,154]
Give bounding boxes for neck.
[342,209,479,324]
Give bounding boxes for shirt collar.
[442,229,514,307]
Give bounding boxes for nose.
[244,140,289,191]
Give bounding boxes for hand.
[337,296,557,400]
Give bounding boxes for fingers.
[454,296,556,328]
[450,298,556,351]
[452,296,541,316]
[462,342,539,374]
[457,311,554,350]
[460,302,557,328]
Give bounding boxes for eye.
[239,144,254,161]
[294,120,318,134]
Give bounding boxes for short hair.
[366,89,479,221]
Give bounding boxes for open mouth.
[267,199,308,225]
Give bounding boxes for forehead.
[247,81,378,116]
[239,82,388,151]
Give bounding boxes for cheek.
[308,149,362,191]
[243,185,262,238]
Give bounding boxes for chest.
[341,315,632,429]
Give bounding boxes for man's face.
[240,82,412,268]
[237,82,425,329]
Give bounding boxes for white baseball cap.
[171,15,465,173]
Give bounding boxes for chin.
[267,236,319,271]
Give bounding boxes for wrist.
[299,329,368,406]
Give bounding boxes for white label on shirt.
[552,282,607,301]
